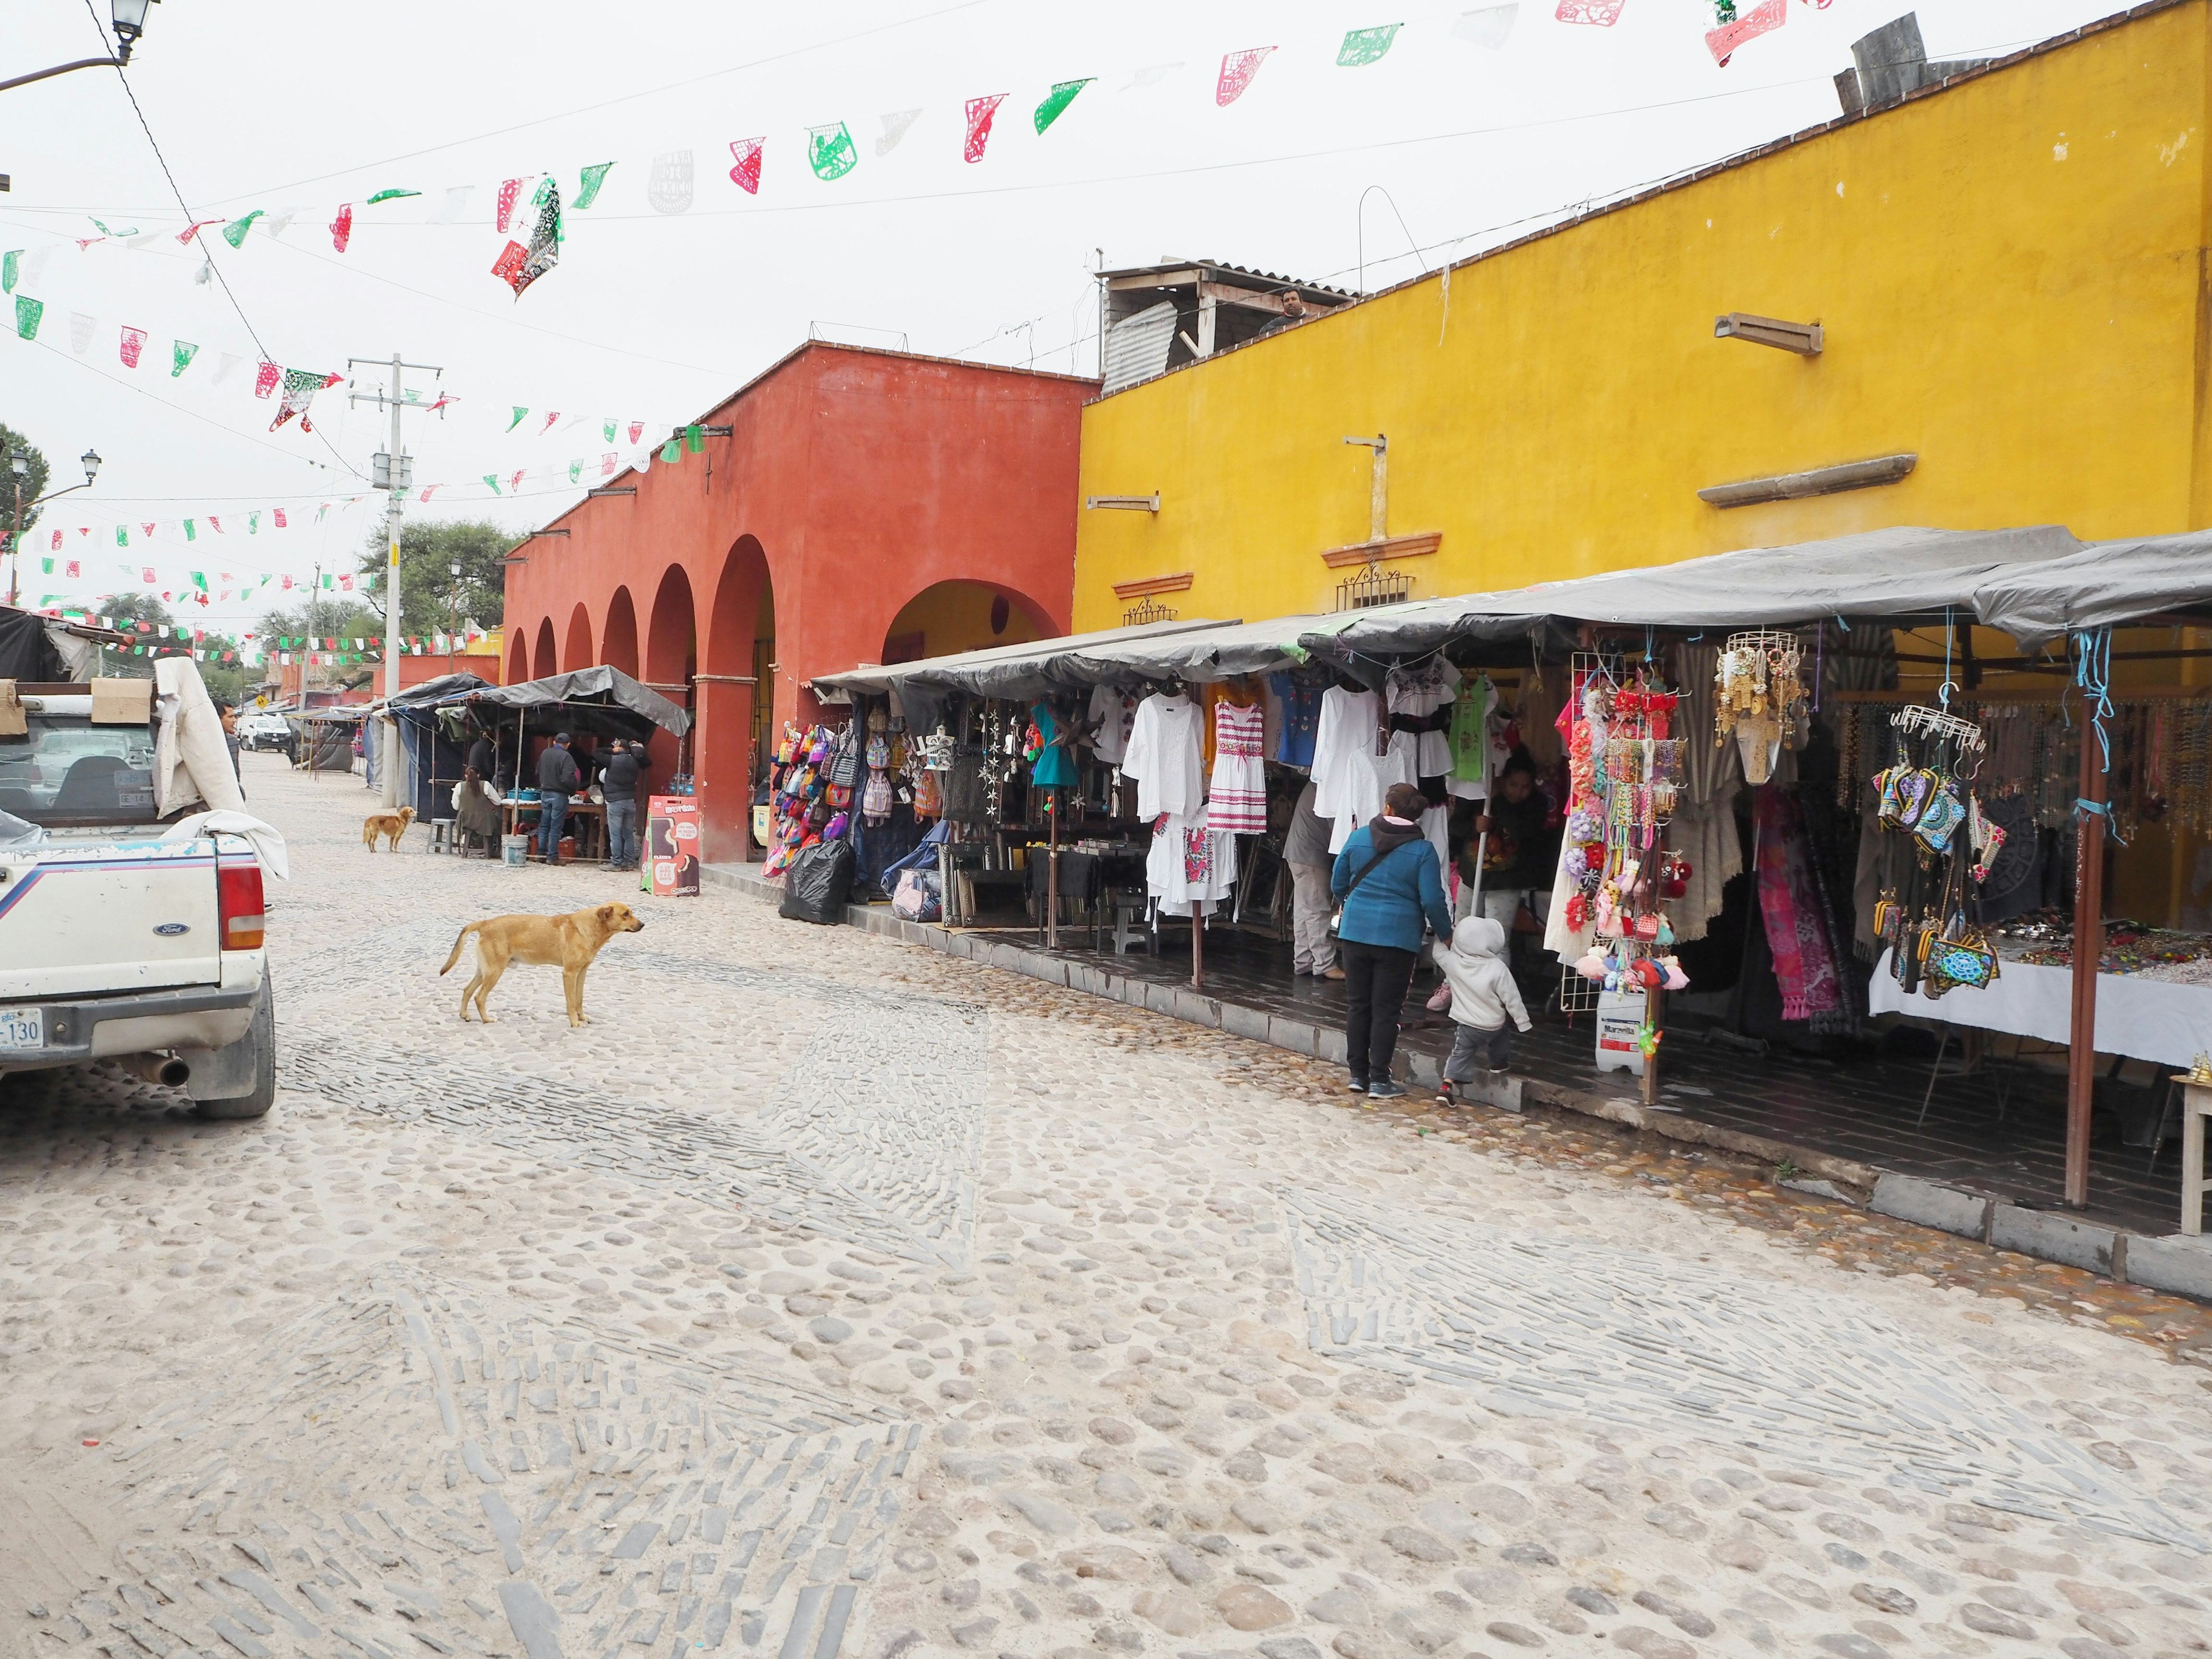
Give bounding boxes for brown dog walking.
[439,902,644,1026]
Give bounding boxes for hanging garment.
[1666,642,1743,944]
[1268,670,1324,767]
[1446,675,1494,801]
[1756,787,1843,1022]
[1312,686,1384,853]
[1207,698,1268,834]
[1121,692,1205,820]
[1386,658,1456,777]
[1146,812,1238,915]
[1089,683,1138,766]
[1029,700,1079,789]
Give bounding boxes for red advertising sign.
[647,795,701,897]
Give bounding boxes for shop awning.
[1298,525,2087,661]
[419,665,692,737]
[810,617,1230,703]
[1972,529,2212,645]
[1052,615,1327,683]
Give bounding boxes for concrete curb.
[703,862,2206,1304]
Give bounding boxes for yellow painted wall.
[1074,1,2212,630]
[879,579,1051,662]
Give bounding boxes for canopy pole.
[1192,899,1205,991]
[1046,788,1060,950]
[2066,726,2106,1209]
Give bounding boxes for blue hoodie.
[1331,819,1452,952]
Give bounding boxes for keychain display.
[1714,630,1806,785]
[1561,660,1690,994]
[1869,703,1998,1000]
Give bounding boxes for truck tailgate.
[0,838,224,999]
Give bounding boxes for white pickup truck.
[0,676,275,1119]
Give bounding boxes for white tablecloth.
[1870,949,2212,1068]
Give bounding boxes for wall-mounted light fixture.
[1714,312,1824,355]
[1085,494,1160,512]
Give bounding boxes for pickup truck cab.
[0,682,275,1118]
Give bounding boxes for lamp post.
[446,561,461,674]
[7,445,100,608]
[1,1,161,94]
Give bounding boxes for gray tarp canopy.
[1053,615,1324,684]
[426,665,692,737]
[810,618,1229,703]
[361,672,491,717]
[1972,529,2212,645]
[1297,525,2087,661]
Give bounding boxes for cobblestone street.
[5,756,2212,1659]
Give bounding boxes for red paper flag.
[330,202,353,252]
[497,178,524,233]
[141,567,156,584]
[1706,0,1785,63]
[272,508,287,528]
[50,531,60,551]
[176,218,221,244]
[601,453,618,476]
[728,138,764,195]
[1216,47,1275,105]
[1554,0,1626,24]
[339,574,354,592]
[140,522,154,537]
[254,361,280,399]
[281,574,293,590]
[419,485,440,502]
[541,411,559,433]
[509,469,525,493]
[963,94,1007,162]
[626,422,644,445]
[119,325,147,368]
[209,516,223,532]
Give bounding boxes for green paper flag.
[1,251,17,294]
[1033,79,1094,134]
[531,179,554,209]
[221,210,265,248]
[1337,23,1400,66]
[602,419,616,441]
[191,571,207,591]
[684,423,703,454]
[483,474,502,494]
[115,525,128,547]
[321,574,334,589]
[40,557,53,574]
[568,460,583,483]
[808,122,858,181]
[14,296,42,340]
[660,438,681,464]
[507,407,528,433]
[248,512,260,534]
[365,189,419,205]
[184,519,196,540]
[575,162,615,209]
[171,340,198,377]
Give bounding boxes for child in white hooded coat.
[1434,915,1531,1104]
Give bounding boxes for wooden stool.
[2179,1077,2212,1236]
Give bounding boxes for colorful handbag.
[1913,783,1964,854]
[1924,914,1999,993]
[1873,887,1902,944]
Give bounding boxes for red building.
[503,343,1093,861]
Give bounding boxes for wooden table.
[501,796,606,862]
[2181,1077,2212,1236]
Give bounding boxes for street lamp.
[1,1,159,94]
[7,444,105,607]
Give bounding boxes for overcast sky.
[0,0,2128,635]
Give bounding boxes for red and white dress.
[1206,699,1268,834]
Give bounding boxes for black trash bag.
[779,840,855,925]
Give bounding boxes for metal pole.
[380,353,405,808]
[6,479,21,608]
[2066,722,2107,1208]
[1046,788,1060,950]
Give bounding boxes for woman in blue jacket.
[1331,782,1453,1099]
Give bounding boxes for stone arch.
[696,536,774,861]
[532,618,557,680]
[563,604,595,674]
[878,578,1055,664]
[642,564,697,792]
[507,628,531,685]
[601,586,639,677]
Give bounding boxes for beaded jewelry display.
[1715,630,1806,785]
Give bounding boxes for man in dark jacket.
[536,732,581,861]
[464,728,496,784]
[601,738,645,870]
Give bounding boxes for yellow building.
[1073,0,2212,630]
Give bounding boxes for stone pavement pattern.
[2,755,2211,1659]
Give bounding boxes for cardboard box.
[0,679,24,738]
[89,677,153,726]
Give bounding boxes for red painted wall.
[503,343,1092,862]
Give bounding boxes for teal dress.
[1031,701,1078,789]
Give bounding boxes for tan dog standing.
[363,805,416,851]
[439,902,644,1026]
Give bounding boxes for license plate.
[0,1006,44,1049]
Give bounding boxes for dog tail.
[440,923,480,976]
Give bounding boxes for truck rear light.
[217,856,264,950]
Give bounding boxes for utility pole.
[348,352,442,809]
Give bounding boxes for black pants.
[1341,940,1417,1082]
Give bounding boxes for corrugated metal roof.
[1100,259,1354,300]
[1102,301,1179,396]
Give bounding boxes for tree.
[87,594,175,680]
[1,421,52,557]
[356,518,510,638]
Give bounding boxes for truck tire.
[194,974,275,1121]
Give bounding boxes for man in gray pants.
[601,738,643,870]
[1285,781,1339,980]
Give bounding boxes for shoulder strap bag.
[1327,839,1399,938]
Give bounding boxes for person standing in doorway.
[601,738,644,871]
[1331,781,1452,1101]
[536,731,581,862]
[1283,779,1339,980]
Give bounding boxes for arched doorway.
[532,618,558,679]
[878,579,1053,664]
[643,565,696,800]
[699,537,772,862]
[563,604,595,674]
[507,630,530,685]
[602,587,639,677]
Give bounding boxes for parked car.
[237,713,294,754]
[0,680,275,1119]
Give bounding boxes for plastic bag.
[890,866,941,922]
[779,839,854,925]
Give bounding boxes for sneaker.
[1368,1080,1408,1101]
[1436,1080,1459,1107]
[1425,984,1453,1013]
[1346,1075,1370,1094]
[1320,966,1345,982]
